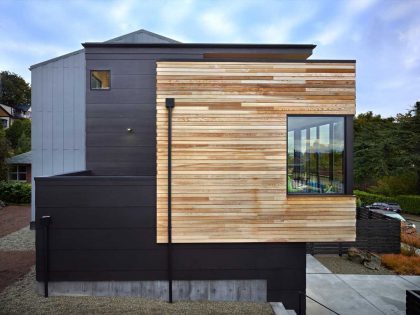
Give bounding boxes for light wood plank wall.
[156,61,356,243]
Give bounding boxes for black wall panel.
[36,175,306,312]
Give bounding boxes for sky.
[0,0,419,117]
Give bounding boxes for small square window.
[90,70,110,90]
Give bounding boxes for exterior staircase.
[270,302,298,315]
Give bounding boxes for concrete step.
[270,302,296,315]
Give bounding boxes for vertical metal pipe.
[165,98,175,303]
[41,215,51,297]
[316,126,321,191]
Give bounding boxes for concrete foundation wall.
[37,280,267,302]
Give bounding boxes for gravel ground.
[0,226,34,251]
[0,206,31,238]
[0,251,35,292]
[315,254,396,275]
[0,268,273,315]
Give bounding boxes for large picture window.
[287,116,345,194]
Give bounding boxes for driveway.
[0,205,34,292]
[306,254,420,314]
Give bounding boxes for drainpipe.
[166,98,175,303]
[40,215,51,297]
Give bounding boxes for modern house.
[32,30,356,314]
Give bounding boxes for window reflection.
[287,116,345,194]
[90,70,110,90]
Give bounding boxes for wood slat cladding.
[156,61,356,243]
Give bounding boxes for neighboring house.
[0,104,13,128]
[6,151,32,183]
[32,29,356,314]
[0,104,31,129]
[13,103,31,119]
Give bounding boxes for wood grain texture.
[156,61,356,243]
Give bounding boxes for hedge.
[0,181,31,204]
[354,190,420,215]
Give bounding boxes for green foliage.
[396,195,420,215]
[0,126,10,181]
[354,190,396,206]
[0,181,31,204]
[5,119,31,152]
[15,132,31,155]
[354,104,420,194]
[0,71,31,108]
[369,173,418,196]
[354,190,420,214]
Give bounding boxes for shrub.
[0,181,31,204]
[370,173,418,196]
[354,190,396,206]
[381,254,420,275]
[5,119,31,150]
[354,190,420,214]
[396,195,420,215]
[401,232,420,249]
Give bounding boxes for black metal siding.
[85,46,316,175]
[35,176,306,311]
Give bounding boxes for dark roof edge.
[156,58,356,63]
[82,42,317,49]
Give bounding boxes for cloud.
[380,0,420,21]
[255,4,319,43]
[314,0,379,45]
[398,21,420,69]
[200,10,238,37]
[0,40,70,58]
[108,0,137,32]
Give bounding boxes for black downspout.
[166,98,175,303]
[41,215,51,297]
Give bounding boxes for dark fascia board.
[82,42,316,49]
[157,58,356,63]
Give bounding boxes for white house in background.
[0,104,31,129]
[29,29,179,223]
[0,104,14,128]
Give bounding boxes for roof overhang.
[82,42,316,49]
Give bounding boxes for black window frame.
[90,70,111,90]
[286,114,353,196]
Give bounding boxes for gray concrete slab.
[306,298,336,315]
[306,254,332,274]
[400,276,420,288]
[307,273,383,315]
[306,256,420,315]
[338,275,420,314]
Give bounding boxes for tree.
[354,106,420,195]
[0,71,31,109]
[397,102,420,194]
[5,119,31,151]
[0,126,10,181]
[15,132,31,155]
